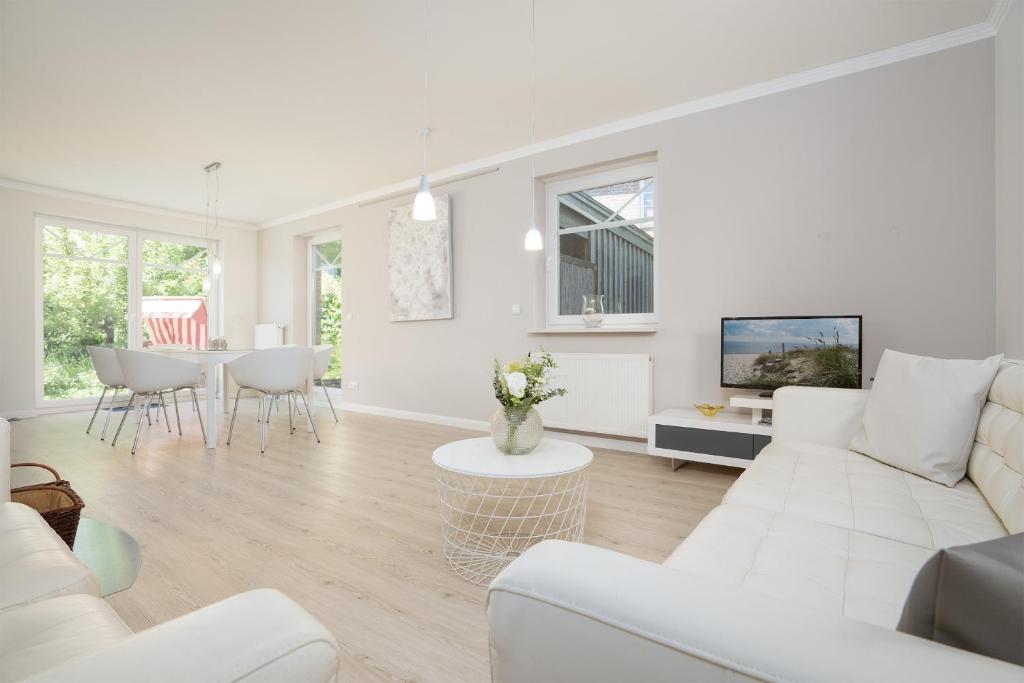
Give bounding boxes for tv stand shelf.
[729,395,774,424]
[647,409,772,470]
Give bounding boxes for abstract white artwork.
[388,194,452,321]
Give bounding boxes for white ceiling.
[0,1,995,225]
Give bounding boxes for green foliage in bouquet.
[492,349,567,408]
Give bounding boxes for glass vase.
[581,294,605,328]
[490,404,543,455]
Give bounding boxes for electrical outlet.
[511,304,521,315]
[347,380,359,389]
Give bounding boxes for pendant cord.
[529,0,536,225]
[421,0,429,176]
[214,165,220,237]
[204,170,210,244]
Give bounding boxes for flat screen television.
[721,315,862,391]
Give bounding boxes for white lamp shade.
[524,222,543,251]
[210,254,222,277]
[413,175,437,221]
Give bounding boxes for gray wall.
[258,40,997,424]
[997,2,1024,358]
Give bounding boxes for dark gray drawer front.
[753,434,772,455]
[655,425,757,460]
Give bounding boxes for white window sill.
[528,325,659,335]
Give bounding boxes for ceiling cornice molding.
[0,177,258,230]
[258,21,995,230]
[987,0,1015,32]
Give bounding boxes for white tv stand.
[647,405,772,470]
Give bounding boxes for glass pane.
[558,222,654,315]
[142,240,209,348]
[312,240,342,387]
[143,239,208,271]
[43,242,129,400]
[42,225,128,261]
[314,241,342,268]
[558,177,654,230]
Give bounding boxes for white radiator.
[254,323,285,349]
[534,352,652,438]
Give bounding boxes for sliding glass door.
[41,222,132,400]
[37,216,218,406]
[310,237,342,389]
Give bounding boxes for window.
[37,216,219,405]
[310,237,342,389]
[546,163,656,326]
[141,238,209,349]
[41,224,131,400]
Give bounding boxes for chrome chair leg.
[100,387,120,441]
[172,390,182,435]
[299,392,320,443]
[287,392,295,434]
[158,392,171,432]
[260,393,272,453]
[226,387,242,445]
[111,391,136,446]
[87,386,108,434]
[131,394,152,455]
[321,382,339,423]
[190,387,206,445]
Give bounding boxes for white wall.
[0,185,259,416]
[258,40,998,425]
[996,1,1024,358]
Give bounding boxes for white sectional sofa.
[487,360,1023,682]
[0,418,340,683]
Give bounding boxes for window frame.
[544,162,658,328]
[34,214,220,409]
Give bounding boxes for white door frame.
[308,229,343,400]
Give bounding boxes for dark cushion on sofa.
[897,533,1024,665]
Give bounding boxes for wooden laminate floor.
[9,401,739,682]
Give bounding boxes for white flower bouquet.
[490,350,566,454]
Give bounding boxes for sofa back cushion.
[967,360,1024,533]
[850,351,1003,487]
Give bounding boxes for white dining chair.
[149,343,204,411]
[226,347,318,453]
[311,344,339,423]
[111,349,205,454]
[85,346,127,440]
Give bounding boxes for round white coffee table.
[432,437,593,586]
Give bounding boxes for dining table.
[146,348,316,449]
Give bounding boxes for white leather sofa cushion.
[967,360,1023,534]
[723,442,1007,549]
[0,503,100,612]
[665,504,935,628]
[0,593,130,682]
[849,351,1003,487]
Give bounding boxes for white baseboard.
[338,401,648,455]
[339,401,490,432]
[0,409,39,420]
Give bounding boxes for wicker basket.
[10,463,85,549]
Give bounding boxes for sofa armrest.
[771,386,869,448]
[487,541,1021,683]
[25,589,339,683]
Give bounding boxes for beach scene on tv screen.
[723,317,861,389]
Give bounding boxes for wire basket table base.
[435,467,591,586]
